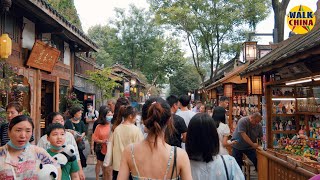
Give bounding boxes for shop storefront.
[241,25,320,179]
[0,0,98,142]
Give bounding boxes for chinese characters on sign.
[26,40,60,72]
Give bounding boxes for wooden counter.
[257,148,316,180]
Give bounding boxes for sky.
[74,0,318,45]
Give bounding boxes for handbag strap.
[221,155,230,180]
[170,146,177,179]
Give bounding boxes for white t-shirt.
[176,110,196,127]
[217,122,231,155]
[176,110,196,149]
[85,110,99,130]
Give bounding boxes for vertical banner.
[124,81,130,97]
[261,96,267,150]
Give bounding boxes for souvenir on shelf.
[270,86,320,168]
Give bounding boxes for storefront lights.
[0,34,12,59]
[224,84,233,97]
[243,41,257,63]
[247,76,262,95]
[130,78,136,86]
[285,78,312,85]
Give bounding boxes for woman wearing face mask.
[0,115,61,179]
[65,106,87,168]
[92,106,113,180]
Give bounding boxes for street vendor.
[231,112,263,171]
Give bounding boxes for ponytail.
[112,105,137,131]
[144,101,173,148]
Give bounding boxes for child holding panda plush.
[46,123,80,180]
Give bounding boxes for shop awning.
[74,86,95,94]
[206,63,249,90]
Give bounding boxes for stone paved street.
[84,165,96,180]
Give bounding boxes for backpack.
[86,110,98,119]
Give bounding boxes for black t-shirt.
[165,114,188,148]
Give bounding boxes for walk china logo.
[286,5,316,34]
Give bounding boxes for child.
[46,123,80,180]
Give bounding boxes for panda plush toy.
[53,144,77,167]
[38,163,58,180]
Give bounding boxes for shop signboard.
[26,40,60,72]
[124,81,130,97]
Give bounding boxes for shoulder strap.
[130,144,140,177]
[164,146,174,179]
[93,110,97,118]
[170,146,177,179]
[221,155,230,180]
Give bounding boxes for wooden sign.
[26,40,60,72]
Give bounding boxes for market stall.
[241,22,320,179]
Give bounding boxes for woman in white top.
[212,107,237,155]
[110,105,144,180]
[186,113,244,180]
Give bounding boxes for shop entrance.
[40,80,54,136]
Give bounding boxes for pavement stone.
[83,164,97,179]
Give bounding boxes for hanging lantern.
[1,0,12,12]
[243,41,257,63]
[130,78,136,87]
[224,84,233,97]
[0,34,12,59]
[248,76,262,95]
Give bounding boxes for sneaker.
[99,174,103,178]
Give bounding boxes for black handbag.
[95,143,102,152]
[77,139,86,151]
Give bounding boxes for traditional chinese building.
[0,0,98,141]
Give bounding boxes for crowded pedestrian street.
[1,0,320,180]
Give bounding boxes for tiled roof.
[206,63,249,90]
[27,0,99,51]
[111,64,146,87]
[203,58,244,87]
[241,25,320,76]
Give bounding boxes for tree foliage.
[47,0,82,30]
[149,0,270,83]
[87,25,118,66]
[86,68,118,99]
[88,5,186,87]
[169,64,201,96]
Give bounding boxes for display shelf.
[296,112,320,115]
[271,130,297,134]
[272,96,295,99]
[272,114,296,117]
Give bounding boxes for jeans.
[232,147,257,171]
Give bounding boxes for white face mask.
[106,116,113,122]
[88,107,93,112]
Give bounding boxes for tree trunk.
[272,0,290,43]
[187,34,206,84]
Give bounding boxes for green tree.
[149,0,270,83]
[88,5,186,87]
[86,68,118,100]
[47,0,82,30]
[87,25,119,66]
[272,0,290,42]
[169,64,201,96]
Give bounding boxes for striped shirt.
[0,123,34,146]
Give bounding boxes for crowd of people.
[0,95,266,180]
